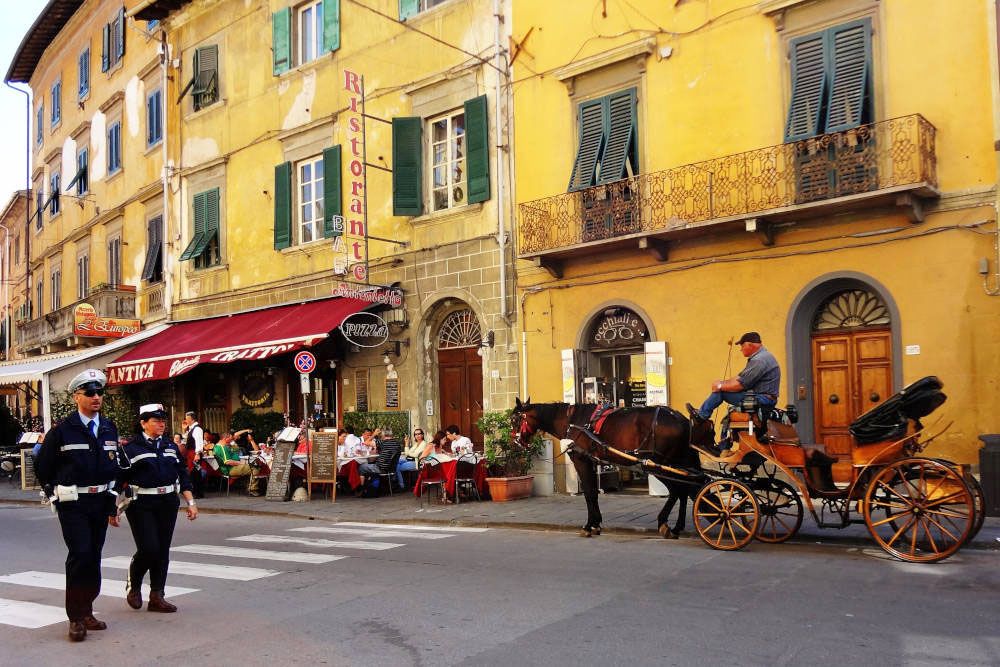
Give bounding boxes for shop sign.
[339,312,389,348]
[644,341,669,406]
[73,303,141,339]
[590,309,648,349]
[332,68,369,282]
[333,282,402,307]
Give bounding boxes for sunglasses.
[413,431,424,436]
[79,388,105,397]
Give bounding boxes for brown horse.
[513,398,713,538]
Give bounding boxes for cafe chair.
[376,449,403,496]
[419,458,447,507]
[454,454,481,504]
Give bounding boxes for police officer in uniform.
[35,369,120,642]
[118,403,198,613]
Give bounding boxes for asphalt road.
[1,505,997,666]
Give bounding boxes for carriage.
[512,376,983,564]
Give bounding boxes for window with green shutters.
[785,19,872,141]
[192,45,219,111]
[567,88,638,192]
[274,147,342,249]
[180,188,221,268]
[464,95,490,204]
[399,0,446,20]
[273,0,340,75]
[392,117,423,216]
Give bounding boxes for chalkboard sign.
[21,450,39,490]
[265,440,296,501]
[310,432,337,483]
[385,377,399,409]
[628,379,647,407]
[355,369,369,412]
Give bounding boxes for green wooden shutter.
[323,146,342,238]
[392,117,423,216]
[101,24,110,72]
[463,95,490,204]
[272,8,291,75]
[180,191,208,261]
[205,188,220,236]
[323,0,341,53]
[274,162,292,249]
[193,46,218,110]
[598,89,637,184]
[399,0,420,20]
[568,99,605,191]
[825,19,871,132]
[784,32,827,141]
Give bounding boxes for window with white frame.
[297,0,324,65]
[428,109,466,211]
[296,156,324,244]
[50,269,61,310]
[77,252,90,299]
[107,236,121,288]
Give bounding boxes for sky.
[0,1,49,205]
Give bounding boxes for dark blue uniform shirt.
[36,413,120,491]
[117,433,192,493]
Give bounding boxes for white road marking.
[0,571,197,598]
[288,526,454,540]
[334,521,489,533]
[171,544,345,564]
[229,534,402,550]
[103,556,282,580]
[0,598,67,629]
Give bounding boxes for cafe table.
[411,457,488,500]
[337,455,376,491]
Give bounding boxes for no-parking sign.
[294,351,317,374]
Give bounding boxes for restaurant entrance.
[436,308,484,446]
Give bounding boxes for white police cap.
[139,403,167,419]
[68,369,107,392]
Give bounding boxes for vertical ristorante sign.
[334,69,368,282]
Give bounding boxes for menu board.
[265,440,296,501]
[310,432,337,483]
[385,377,400,409]
[355,369,369,412]
[21,450,39,490]
[628,379,647,407]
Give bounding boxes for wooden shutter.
[323,146,342,238]
[598,89,636,184]
[392,117,423,216]
[116,9,126,59]
[274,162,292,249]
[463,95,490,204]
[272,8,291,75]
[323,0,341,53]
[78,50,89,97]
[141,217,162,281]
[180,191,209,261]
[101,24,110,72]
[568,99,605,191]
[193,46,218,110]
[784,32,827,141]
[399,0,420,20]
[825,20,871,132]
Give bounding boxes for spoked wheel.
[753,479,803,544]
[693,479,759,551]
[863,458,974,563]
[962,473,986,545]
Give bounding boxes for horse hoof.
[658,524,673,539]
[579,528,592,538]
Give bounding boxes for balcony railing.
[518,114,938,259]
[17,285,137,353]
[140,283,165,318]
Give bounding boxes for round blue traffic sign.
[294,351,317,374]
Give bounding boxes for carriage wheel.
[863,458,974,563]
[693,480,759,551]
[962,473,986,545]
[753,479,803,544]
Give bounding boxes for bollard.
[979,434,1000,517]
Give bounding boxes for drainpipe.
[160,30,173,319]
[494,0,511,324]
[5,81,31,324]
[0,221,9,360]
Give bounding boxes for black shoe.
[686,403,707,423]
[126,587,143,610]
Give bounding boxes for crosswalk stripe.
[0,571,197,598]
[229,534,403,550]
[171,544,345,564]
[103,557,282,580]
[288,527,454,540]
[335,521,489,533]
[0,598,66,629]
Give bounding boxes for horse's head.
[512,396,537,443]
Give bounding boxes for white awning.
[0,324,171,385]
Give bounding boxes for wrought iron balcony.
[518,114,938,276]
[17,284,137,354]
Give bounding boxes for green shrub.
[229,408,285,440]
[342,411,410,440]
[477,409,543,477]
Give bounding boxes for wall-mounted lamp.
[384,307,409,330]
[476,330,495,357]
[328,359,337,369]
[382,340,403,359]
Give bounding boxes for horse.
[513,398,716,538]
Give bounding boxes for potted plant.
[477,409,544,502]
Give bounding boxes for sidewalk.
[2,482,997,552]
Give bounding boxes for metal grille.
[812,289,890,330]
[437,309,482,349]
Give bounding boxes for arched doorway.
[437,308,483,445]
[810,288,893,481]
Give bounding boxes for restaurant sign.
[339,312,389,348]
[332,68,369,282]
[107,342,302,385]
[333,282,402,307]
[73,303,141,339]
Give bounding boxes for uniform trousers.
[55,494,113,621]
[125,494,179,593]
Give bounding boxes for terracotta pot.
[485,475,534,502]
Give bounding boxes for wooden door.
[812,329,892,482]
[438,347,484,446]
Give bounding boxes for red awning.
[107,297,368,385]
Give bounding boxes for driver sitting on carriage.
[686,331,781,457]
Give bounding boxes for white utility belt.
[54,483,112,503]
[133,484,178,495]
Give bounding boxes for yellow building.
[513,0,1000,490]
[115,0,517,440]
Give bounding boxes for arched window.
[437,309,482,349]
[812,289,890,330]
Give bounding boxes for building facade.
[513,0,1000,490]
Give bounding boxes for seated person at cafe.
[396,428,432,487]
[426,431,453,462]
[214,431,260,495]
[294,432,310,455]
[446,425,474,456]
[357,437,401,492]
[232,428,257,455]
[360,428,378,454]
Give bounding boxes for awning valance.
[107,297,367,385]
